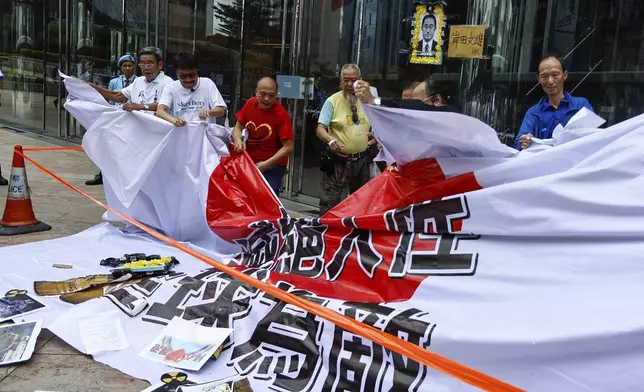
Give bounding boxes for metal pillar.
[42,0,47,132]
[155,0,160,47]
[285,0,302,198]
[296,0,314,194]
[279,0,288,74]
[233,0,246,115]
[192,0,197,54]
[355,0,365,65]
[146,0,151,46]
[58,0,64,138]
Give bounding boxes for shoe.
[0,166,7,186]
[85,172,103,186]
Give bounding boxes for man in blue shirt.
[107,55,136,108]
[515,56,594,150]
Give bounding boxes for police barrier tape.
[15,146,523,392]
[22,146,85,152]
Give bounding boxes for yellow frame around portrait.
[410,3,445,65]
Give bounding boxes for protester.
[156,53,227,127]
[315,63,373,215]
[355,78,461,113]
[89,47,173,115]
[515,55,594,150]
[232,77,294,195]
[401,81,418,99]
[86,55,137,186]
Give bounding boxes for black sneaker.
[85,172,103,186]
[0,165,7,186]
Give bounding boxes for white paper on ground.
[140,317,233,371]
[78,311,130,355]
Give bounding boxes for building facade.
[1,0,643,205]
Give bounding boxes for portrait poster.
[410,3,445,65]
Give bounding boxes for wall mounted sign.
[448,25,486,58]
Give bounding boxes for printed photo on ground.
[0,289,46,323]
[0,319,43,366]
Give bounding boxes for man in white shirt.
[89,47,173,115]
[156,53,227,127]
[85,47,173,186]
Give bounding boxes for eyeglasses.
[177,72,198,80]
[422,94,438,104]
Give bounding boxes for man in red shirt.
[232,77,294,195]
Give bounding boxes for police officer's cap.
[118,55,136,67]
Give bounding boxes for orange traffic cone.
[0,146,51,236]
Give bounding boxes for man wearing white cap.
[86,54,138,185]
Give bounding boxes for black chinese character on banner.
[273,218,328,278]
[325,228,383,281]
[386,195,480,278]
[143,268,266,329]
[229,282,329,392]
[324,302,436,392]
[235,220,282,268]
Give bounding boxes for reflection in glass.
[0,1,44,132]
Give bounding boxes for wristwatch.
[143,104,150,110]
[373,97,381,106]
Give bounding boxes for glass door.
[287,0,359,204]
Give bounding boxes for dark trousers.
[319,155,370,215]
[263,165,286,195]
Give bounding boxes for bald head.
[412,81,428,100]
[256,77,278,110]
[257,77,277,90]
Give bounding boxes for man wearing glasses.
[156,53,227,127]
[90,46,173,116]
[88,47,172,186]
[514,55,594,150]
[315,63,373,215]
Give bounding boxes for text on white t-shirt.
[158,77,227,121]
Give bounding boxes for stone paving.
[0,128,151,391]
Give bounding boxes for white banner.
[3,74,644,391]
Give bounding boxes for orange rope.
[16,147,523,392]
[22,146,84,152]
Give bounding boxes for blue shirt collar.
[539,91,572,110]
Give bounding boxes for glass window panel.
[0,0,45,133]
